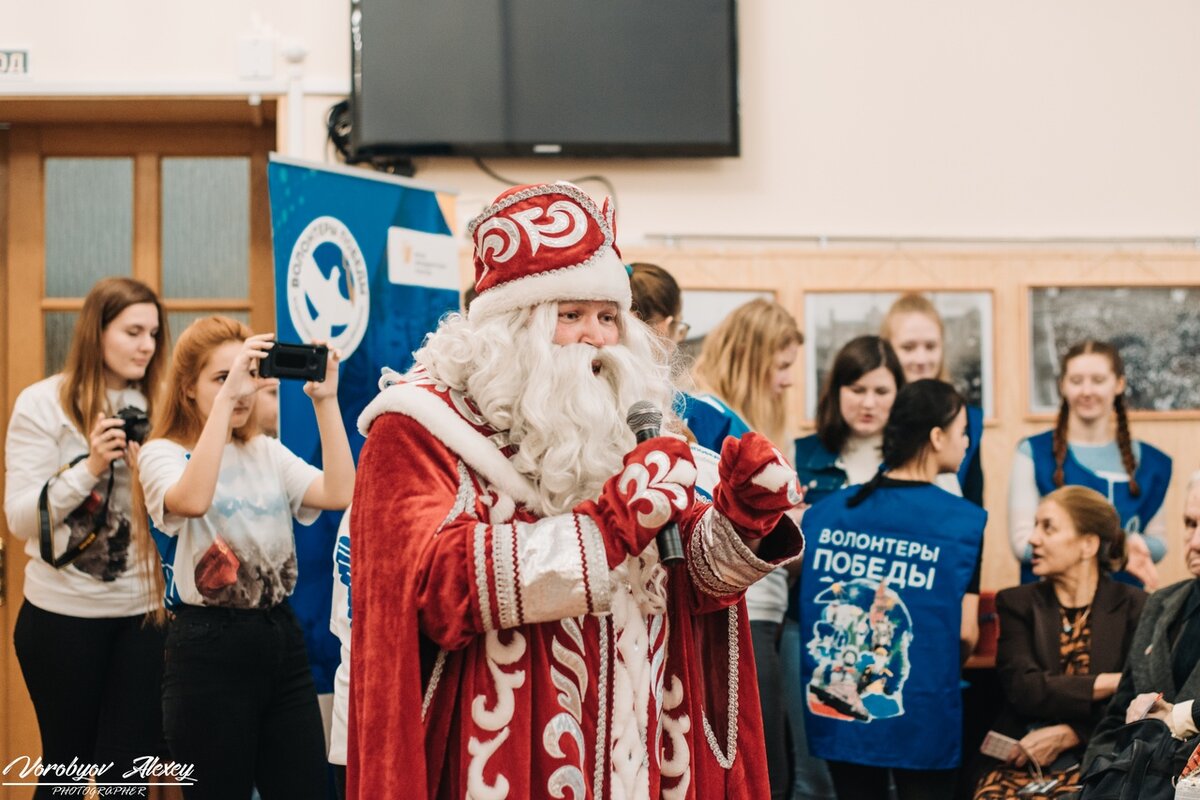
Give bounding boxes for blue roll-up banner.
[267,154,460,692]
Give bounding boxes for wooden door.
[1,111,276,798]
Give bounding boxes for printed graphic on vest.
[807,578,912,723]
[286,216,370,359]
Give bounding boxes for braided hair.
[1052,341,1140,496]
[848,379,965,507]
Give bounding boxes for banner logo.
[287,216,370,358]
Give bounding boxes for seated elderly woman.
[1083,472,1200,765]
[974,486,1146,799]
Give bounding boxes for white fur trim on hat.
[466,245,631,322]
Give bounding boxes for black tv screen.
[350,0,739,159]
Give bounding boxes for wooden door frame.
[1,104,277,786]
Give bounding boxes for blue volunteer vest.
[793,434,848,507]
[798,482,985,770]
[675,392,750,454]
[959,405,983,489]
[1022,431,1172,585]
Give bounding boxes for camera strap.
[38,457,115,568]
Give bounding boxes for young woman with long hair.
[1009,340,1171,588]
[627,262,751,450]
[797,380,986,800]
[691,297,804,800]
[692,297,802,449]
[4,277,169,796]
[136,316,354,799]
[881,292,984,504]
[794,335,905,505]
[784,334,906,800]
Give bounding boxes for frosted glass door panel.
[44,158,133,297]
[44,312,79,376]
[161,158,250,299]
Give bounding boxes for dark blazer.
[992,576,1146,748]
[1084,578,1200,767]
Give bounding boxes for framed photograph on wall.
[1027,285,1200,414]
[804,290,995,419]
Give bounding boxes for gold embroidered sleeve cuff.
[687,508,798,598]
[474,514,612,631]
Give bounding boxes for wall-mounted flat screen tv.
[350,0,739,159]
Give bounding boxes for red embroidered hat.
[465,182,630,321]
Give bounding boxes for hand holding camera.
[299,341,341,402]
[85,405,153,478]
[254,338,339,400]
[217,333,277,406]
[115,406,151,444]
[86,414,129,478]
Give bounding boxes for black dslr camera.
[115,406,151,444]
[259,342,328,382]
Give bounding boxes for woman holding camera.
[137,316,353,800]
[4,277,168,796]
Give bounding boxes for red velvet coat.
[346,375,802,799]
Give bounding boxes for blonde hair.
[692,298,802,445]
[881,292,948,381]
[59,277,169,435]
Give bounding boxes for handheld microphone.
[625,401,684,565]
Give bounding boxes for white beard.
[507,340,660,515]
[413,303,676,517]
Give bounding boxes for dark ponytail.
[848,468,888,508]
[848,379,965,507]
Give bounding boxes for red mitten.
[713,432,804,538]
[579,436,697,568]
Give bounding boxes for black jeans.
[332,763,346,800]
[13,600,166,799]
[751,619,791,800]
[828,759,958,800]
[163,603,327,800]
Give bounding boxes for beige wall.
[5,1,1200,242]
[2,1,349,84]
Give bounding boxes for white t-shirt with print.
[139,436,321,608]
[4,374,156,617]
